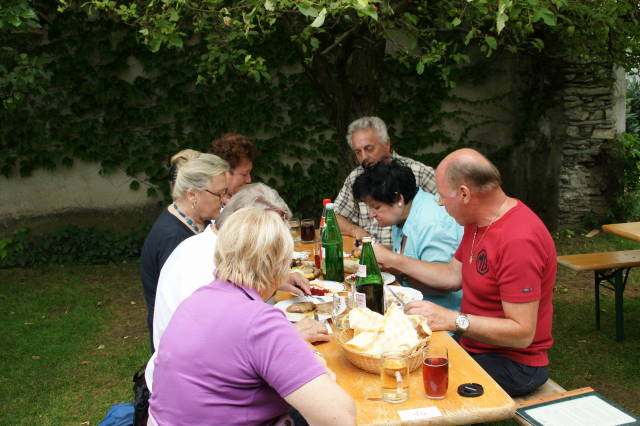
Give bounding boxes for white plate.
[385,285,423,306]
[275,296,333,322]
[345,272,396,285]
[309,280,346,293]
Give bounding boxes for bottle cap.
[323,198,332,205]
[362,236,372,243]
[326,203,334,209]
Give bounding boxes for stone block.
[566,126,580,137]
[564,87,612,96]
[565,109,590,121]
[591,128,616,139]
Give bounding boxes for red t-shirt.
[454,200,556,366]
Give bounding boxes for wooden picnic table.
[280,235,515,425]
[602,221,640,242]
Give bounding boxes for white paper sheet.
[398,406,442,422]
[525,395,636,426]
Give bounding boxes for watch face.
[456,314,469,330]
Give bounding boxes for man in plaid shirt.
[334,116,436,246]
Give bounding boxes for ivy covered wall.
[1,5,625,235]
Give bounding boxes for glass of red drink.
[300,219,316,243]
[422,344,448,399]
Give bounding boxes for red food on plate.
[310,286,330,296]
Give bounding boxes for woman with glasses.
[145,183,326,393]
[352,160,464,311]
[141,150,229,350]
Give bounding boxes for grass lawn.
[0,230,639,424]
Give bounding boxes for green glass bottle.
[321,203,344,281]
[354,237,385,314]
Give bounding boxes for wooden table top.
[602,222,640,242]
[288,236,515,425]
[317,332,515,425]
[557,250,640,271]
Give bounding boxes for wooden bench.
[557,250,640,341]
[512,379,567,425]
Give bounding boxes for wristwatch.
[455,313,470,335]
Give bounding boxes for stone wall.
[558,65,626,227]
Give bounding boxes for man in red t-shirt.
[373,148,556,396]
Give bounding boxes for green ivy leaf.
[484,36,497,50]
[129,180,140,190]
[532,7,556,26]
[310,8,327,28]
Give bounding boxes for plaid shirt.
[334,152,436,245]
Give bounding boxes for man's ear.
[459,185,471,204]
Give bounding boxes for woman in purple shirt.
[149,208,355,425]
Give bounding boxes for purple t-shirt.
[149,279,326,425]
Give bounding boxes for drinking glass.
[422,344,448,399]
[332,291,354,330]
[381,351,409,403]
[301,219,316,243]
[288,219,301,242]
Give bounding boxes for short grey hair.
[346,116,390,148]
[171,153,229,201]
[216,183,292,229]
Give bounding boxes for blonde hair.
[214,207,293,294]
[171,153,229,201]
[170,149,201,166]
[215,183,292,229]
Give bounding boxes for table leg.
[594,271,601,331]
[614,270,625,342]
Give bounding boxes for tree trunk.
[300,24,387,180]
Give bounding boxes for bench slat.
[557,250,640,271]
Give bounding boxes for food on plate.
[343,259,359,274]
[310,286,330,296]
[351,246,362,259]
[286,301,316,313]
[291,263,321,280]
[316,302,333,315]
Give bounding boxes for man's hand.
[404,300,457,332]
[295,318,331,343]
[278,272,311,296]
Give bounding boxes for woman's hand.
[278,272,311,296]
[295,318,331,343]
[372,243,395,269]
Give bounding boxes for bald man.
[373,148,556,397]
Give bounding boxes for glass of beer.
[288,219,301,242]
[301,219,315,243]
[422,344,448,399]
[381,351,409,403]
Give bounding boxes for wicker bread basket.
[335,328,429,374]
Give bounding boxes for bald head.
[438,148,502,193]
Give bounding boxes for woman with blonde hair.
[149,208,356,425]
[141,150,229,348]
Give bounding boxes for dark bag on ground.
[132,364,150,426]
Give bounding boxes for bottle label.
[355,291,366,308]
[356,264,367,277]
[321,247,325,258]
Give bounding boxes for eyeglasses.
[204,188,228,200]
